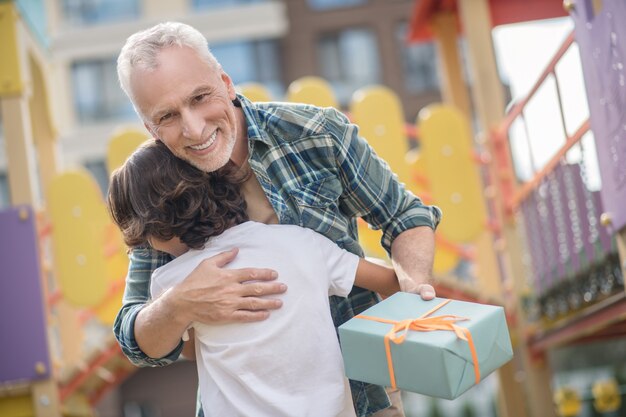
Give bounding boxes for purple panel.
[0,206,50,383]
[554,166,576,272]
[539,179,562,288]
[528,181,561,292]
[547,169,569,281]
[571,0,626,230]
[559,164,584,271]
[591,191,615,253]
[521,194,548,295]
[573,173,599,265]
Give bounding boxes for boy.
[107,140,400,417]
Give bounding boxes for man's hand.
[170,248,286,324]
[415,283,436,300]
[390,226,437,301]
[135,248,285,359]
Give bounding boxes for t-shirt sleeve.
[149,252,198,299]
[149,267,167,300]
[309,230,359,297]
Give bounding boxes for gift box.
[338,292,513,400]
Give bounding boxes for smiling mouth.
[189,131,217,151]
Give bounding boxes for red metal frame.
[492,31,577,214]
[510,119,590,212]
[59,342,122,402]
[528,292,626,358]
[408,0,567,43]
[492,30,626,356]
[88,367,134,406]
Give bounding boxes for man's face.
[130,46,238,172]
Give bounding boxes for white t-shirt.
[150,221,359,417]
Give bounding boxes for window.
[0,114,7,209]
[210,40,284,99]
[0,173,10,209]
[395,23,439,94]
[62,0,139,25]
[0,172,11,210]
[83,160,109,196]
[71,58,135,123]
[317,28,381,105]
[307,0,367,11]
[193,0,266,10]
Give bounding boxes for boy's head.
[107,140,248,253]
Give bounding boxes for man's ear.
[221,71,237,100]
[144,122,158,139]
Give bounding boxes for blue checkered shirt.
[113,94,442,417]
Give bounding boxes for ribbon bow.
[355,299,480,389]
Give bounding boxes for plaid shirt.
[113,95,442,417]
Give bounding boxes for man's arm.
[137,249,286,359]
[115,248,286,364]
[322,107,442,298]
[114,247,178,367]
[390,226,436,299]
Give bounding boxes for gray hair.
[117,22,221,111]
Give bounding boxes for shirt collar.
[237,93,273,146]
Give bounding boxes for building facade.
[0,0,444,208]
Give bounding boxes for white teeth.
[190,131,217,150]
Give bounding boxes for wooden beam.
[431,12,471,118]
[457,1,553,416]
[1,97,42,207]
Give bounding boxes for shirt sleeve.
[113,247,184,367]
[309,229,360,297]
[322,107,443,254]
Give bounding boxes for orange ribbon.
[355,299,481,389]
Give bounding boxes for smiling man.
[114,22,441,417]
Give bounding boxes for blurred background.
[1,1,625,416]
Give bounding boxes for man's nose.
[180,108,204,141]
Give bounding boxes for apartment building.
[283,0,441,114]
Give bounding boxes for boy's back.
[151,221,359,417]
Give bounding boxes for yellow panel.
[0,394,34,417]
[417,105,487,242]
[0,3,24,96]
[286,77,338,108]
[106,129,149,174]
[94,285,124,326]
[47,170,109,307]
[406,153,433,203]
[349,86,420,195]
[351,87,459,272]
[433,244,458,275]
[238,83,272,102]
[95,225,128,325]
[357,220,388,260]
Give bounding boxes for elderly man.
[114,21,441,417]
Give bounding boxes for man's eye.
[193,94,208,103]
[159,113,173,123]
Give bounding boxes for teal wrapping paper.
[339,293,513,399]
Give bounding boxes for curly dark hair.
[107,140,248,250]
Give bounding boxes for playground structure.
[1,0,625,416]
